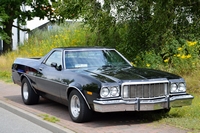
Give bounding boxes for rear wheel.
[21,78,39,105]
[69,90,92,123]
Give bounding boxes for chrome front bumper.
[93,94,194,112]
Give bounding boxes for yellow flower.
[130,62,136,67]
[164,58,169,63]
[187,41,197,46]
[180,55,186,59]
[146,64,150,67]
[178,47,182,51]
[186,54,191,58]
[177,54,181,57]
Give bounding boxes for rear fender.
[21,74,38,95]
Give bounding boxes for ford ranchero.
[11,47,194,122]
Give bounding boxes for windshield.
[65,50,131,69]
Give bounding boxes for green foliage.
[0,0,70,53]
[76,0,200,76]
[0,71,12,83]
[132,38,200,76]
[53,0,83,20]
[39,114,60,123]
[132,50,164,69]
[0,6,10,41]
[17,23,88,57]
[162,95,200,131]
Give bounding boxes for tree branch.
[12,25,30,32]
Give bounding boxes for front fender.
[67,83,91,110]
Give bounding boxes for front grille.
[122,82,168,99]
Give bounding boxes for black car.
[11,47,194,122]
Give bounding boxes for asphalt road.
[0,107,52,133]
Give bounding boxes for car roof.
[53,46,115,51]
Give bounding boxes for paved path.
[0,107,52,133]
[0,81,190,133]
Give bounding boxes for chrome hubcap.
[23,83,29,100]
[70,95,80,118]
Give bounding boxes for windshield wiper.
[102,64,113,68]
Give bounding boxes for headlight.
[110,86,120,97]
[100,86,120,98]
[100,87,109,98]
[171,83,177,93]
[178,83,186,92]
[170,82,186,93]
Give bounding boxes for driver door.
[35,50,63,101]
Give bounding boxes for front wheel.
[21,78,39,105]
[69,90,92,123]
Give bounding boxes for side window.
[45,51,62,68]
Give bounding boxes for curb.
[0,100,75,133]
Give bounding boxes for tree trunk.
[3,19,13,53]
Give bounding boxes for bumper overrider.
[93,94,194,112]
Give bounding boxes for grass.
[39,114,60,123]
[183,70,200,94]
[0,23,199,131]
[0,71,12,82]
[162,95,200,132]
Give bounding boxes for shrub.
[132,38,200,75]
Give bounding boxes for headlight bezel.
[100,86,120,98]
[170,82,186,93]
[178,82,186,92]
[100,87,110,98]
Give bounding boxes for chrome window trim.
[63,49,132,69]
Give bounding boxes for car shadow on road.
[92,111,166,124]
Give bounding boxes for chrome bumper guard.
[93,94,194,112]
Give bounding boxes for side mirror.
[51,62,57,68]
[51,62,62,71]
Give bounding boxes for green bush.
[132,38,200,75]
[17,23,89,58]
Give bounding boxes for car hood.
[83,66,181,83]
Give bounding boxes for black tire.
[69,90,92,123]
[21,78,39,105]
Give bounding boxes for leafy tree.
[52,0,83,20]
[74,0,200,60]
[2,0,200,57]
[0,0,62,53]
